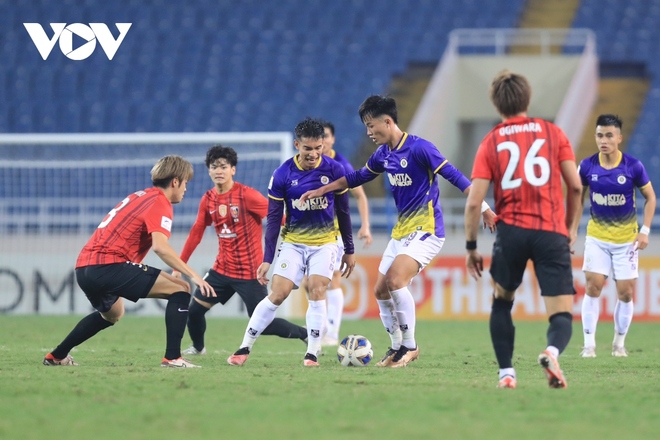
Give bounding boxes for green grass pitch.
[1,315,659,440]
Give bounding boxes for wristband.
[466,240,477,250]
[481,201,491,213]
[640,225,650,235]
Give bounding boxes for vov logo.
[23,23,132,60]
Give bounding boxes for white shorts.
[273,242,339,287]
[334,236,345,271]
[378,232,445,275]
[582,236,638,280]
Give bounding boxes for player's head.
[151,155,194,203]
[489,70,531,118]
[318,119,336,155]
[205,144,237,187]
[294,117,325,170]
[358,95,399,146]
[595,114,623,154]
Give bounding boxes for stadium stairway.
[574,76,650,162]
[511,0,581,54]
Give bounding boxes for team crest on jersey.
[219,204,227,216]
[400,158,408,168]
[230,205,239,223]
[617,175,627,184]
[321,176,329,184]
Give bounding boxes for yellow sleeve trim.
[434,159,448,174]
[268,195,284,201]
[365,164,380,174]
[336,188,349,195]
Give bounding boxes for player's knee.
[102,309,123,324]
[268,290,288,306]
[617,289,633,303]
[307,284,327,301]
[384,274,407,291]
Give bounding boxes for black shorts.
[75,262,161,313]
[193,269,267,316]
[490,222,575,297]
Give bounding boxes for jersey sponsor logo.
[498,122,542,136]
[219,204,227,216]
[617,175,627,184]
[591,174,598,181]
[219,223,237,238]
[291,179,298,186]
[387,173,413,187]
[161,216,172,231]
[592,192,626,206]
[292,196,329,211]
[400,158,408,168]
[321,176,329,184]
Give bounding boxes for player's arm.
[257,196,284,285]
[174,197,210,277]
[246,187,269,220]
[561,159,583,250]
[350,185,372,247]
[464,178,490,280]
[152,232,215,297]
[335,190,356,278]
[636,183,656,251]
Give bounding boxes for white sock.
[240,297,278,350]
[390,286,416,349]
[306,300,327,356]
[581,295,600,347]
[499,367,516,380]
[545,345,560,358]
[613,300,633,347]
[377,298,402,350]
[325,287,344,340]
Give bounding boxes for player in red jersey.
[176,145,307,356]
[464,70,582,389]
[43,155,214,368]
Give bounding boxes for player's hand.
[568,229,578,254]
[299,189,323,204]
[340,254,356,278]
[192,275,216,297]
[482,209,497,233]
[257,262,271,285]
[466,250,483,280]
[171,270,182,279]
[634,231,649,251]
[358,225,372,247]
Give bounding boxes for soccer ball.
[337,334,373,367]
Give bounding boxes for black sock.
[261,317,307,340]
[547,312,573,355]
[490,297,515,369]
[164,291,190,360]
[51,312,113,359]
[186,298,208,351]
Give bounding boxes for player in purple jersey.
[227,118,356,367]
[301,96,496,367]
[571,114,656,358]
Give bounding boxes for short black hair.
[205,144,238,168]
[358,95,398,124]
[318,119,335,136]
[596,114,623,129]
[294,117,325,141]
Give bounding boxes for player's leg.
[228,243,303,365]
[303,243,337,365]
[44,264,128,366]
[386,233,444,368]
[324,238,345,346]
[488,223,530,388]
[236,278,307,341]
[611,241,638,356]
[146,268,199,367]
[373,239,401,366]
[323,270,344,346]
[184,270,231,355]
[581,237,612,357]
[535,229,576,389]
